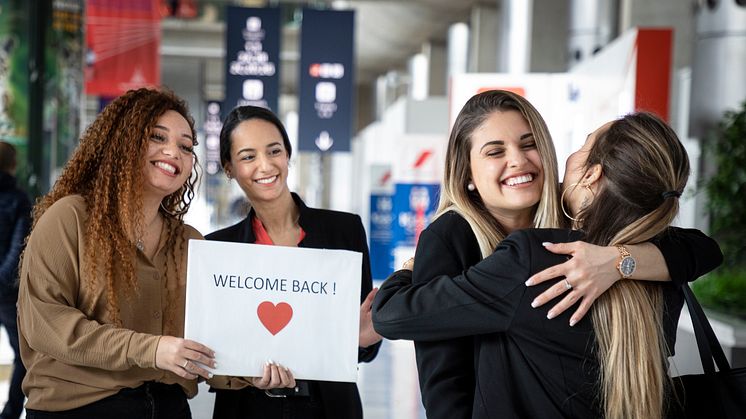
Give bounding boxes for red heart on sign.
[257,301,293,336]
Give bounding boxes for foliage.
[696,100,746,316]
[691,269,746,319]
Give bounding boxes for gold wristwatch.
[616,245,636,279]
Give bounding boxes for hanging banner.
[224,6,281,114]
[85,0,161,96]
[185,240,362,382]
[369,164,394,280]
[298,9,355,152]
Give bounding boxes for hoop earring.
[560,183,580,222]
[467,182,475,192]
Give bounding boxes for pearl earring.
[467,183,475,192]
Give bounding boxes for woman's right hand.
[250,361,296,389]
[156,336,216,380]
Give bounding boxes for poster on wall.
[47,0,85,170]
[0,0,28,156]
[224,6,281,114]
[185,240,362,382]
[298,9,355,152]
[85,0,161,96]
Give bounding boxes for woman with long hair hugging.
[373,112,722,418]
[395,90,719,419]
[17,88,218,418]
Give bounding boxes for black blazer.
[411,211,481,419]
[207,193,380,419]
[373,228,722,419]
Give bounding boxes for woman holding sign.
[373,112,723,418]
[16,89,220,418]
[207,105,381,419]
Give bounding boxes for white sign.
[185,240,362,383]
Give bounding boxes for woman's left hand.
[359,288,383,347]
[525,241,619,325]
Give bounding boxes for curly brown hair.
[31,88,199,326]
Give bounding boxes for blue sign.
[391,183,440,247]
[298,9,355,152]
[224,6,281,113]
[369,194,394,280]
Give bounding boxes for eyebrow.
[235,141,283,155]
[154,124,194,142]
[479,133,534,151]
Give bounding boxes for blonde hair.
[578,112,690,419]
[436,90,562,257]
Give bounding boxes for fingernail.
[284,366,290,372]
[569,319,577,327]
[525,279,533,286]
[542,242,552,247]
[268,358,274,365]
[547,311,555,319]
[208,373,214,378]
[531,299,539,308]
[213,362,218,368]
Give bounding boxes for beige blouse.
[18,195,203,411]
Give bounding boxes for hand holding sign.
[251,361,296,390]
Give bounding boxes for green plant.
[693,100,746,317]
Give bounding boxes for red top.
[252,216,306,245]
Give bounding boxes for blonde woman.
[373,112,722,418]
[406,90,714,419]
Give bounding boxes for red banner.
[85,0,161,96]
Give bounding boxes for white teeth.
[256,176,277,184]
[154,161,176,174]
[505,174,533,186]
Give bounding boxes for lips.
[153,160,179,175]
[502,173,535,187]
[255,175,278,185]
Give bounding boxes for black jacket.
[411,211,481,419]
[0,172,31,301]
[373,228,723,419]
[206,193,380,418]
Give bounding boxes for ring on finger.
[564,279,572,290]
[182,360,189,369]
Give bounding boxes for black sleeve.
[354,215,381,363]
[410,227,477,419]
[0,191,32,290]
[652,227,723,284]
[373,232,532,341]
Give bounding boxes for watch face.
[620,256,636,276]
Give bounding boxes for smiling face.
[225,118,290,204]
[142,110,195,201]
[469,110,544,225]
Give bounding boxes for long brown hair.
[577,112,690,419]
[437,90,562,257]
[31,88,199,326]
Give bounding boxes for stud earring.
[467,183,476,192]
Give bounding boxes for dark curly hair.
[31,88,199,326]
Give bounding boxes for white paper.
[185,240,362,383]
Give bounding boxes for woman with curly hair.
[17,88,217,418]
